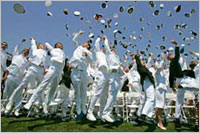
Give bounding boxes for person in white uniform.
[101,35,124,123]
[24,42,65,115]
[4,45,30,115]
[1,42,9,78]
[154,54,168,130]
[87,37,109,121]
[69,30,93,122]
[4,38,48,116]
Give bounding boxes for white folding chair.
[113,92,126,120]
[125,92,140,122]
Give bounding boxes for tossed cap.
[153,10,159,16]
[167,11,172,17]
[45,1,52,7]
[174,5,181,12]
[127,6,134,14]
[47,11,53,16]
[74,11,81,16]
[101,3,107,9]
[113,13,119,19]
[64,8,69,15]
[160,4,164,9]
[120,6,125,12]
[13,3,25,14]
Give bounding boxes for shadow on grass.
[144,124,157,132]
[8,118,42,124]
[27,118,63,131]
[175,123,196,132]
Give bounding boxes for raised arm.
[72,30,84,48]
[95,37,101,52]
[45,42,53,51]
[31,38,37,55]
[146,53,154,69]
[103,35,112,54]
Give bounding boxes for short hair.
[54,42,62,48]
[1,42,7,46]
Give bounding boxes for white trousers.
[27,64,62,108]
[155,88,166,109]
[55,84,70,116]
[141,80,155,118]
[9,66,43,110]
[102,72,121,116]
[71,69,87,115]
[88,70,109,115]
[129,82,145,116]
[3,74,22,107]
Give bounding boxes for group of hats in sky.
[13,1,198,60]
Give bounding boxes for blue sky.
[1,1,199,62]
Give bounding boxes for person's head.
[100,47,105,53]
[130,53,135,60]
[123,66,129,73]
[1,42,8,50]
[82,41,91,50]
[54,42,63,49]
[167,53,175,61]
[37,43,45,49]
[111,47,116,54]
[189,60,197,70]
[21,48,30,57]
[141,59,146,67]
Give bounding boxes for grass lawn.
[1,116,198,132]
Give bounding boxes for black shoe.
[144,116,156,125]
[75,114,82,123]
[80,112,87,121]
[175,118,182,129]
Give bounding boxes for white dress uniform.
[69,32,93,115]
[102,38,124,118]
[24,42,65,113]
[7,39,48,112]
[127,60,144,116]
[154,60,167,109]
[1,48,9,77]
[175,55,199,119]
[87,38,109,118]
[4,45,30,113]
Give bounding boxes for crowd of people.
[1,31,199,131]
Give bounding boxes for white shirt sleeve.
[45,42,53,51]
[72,32,81,48]
[104,38,112,54]
[95,37,101,52]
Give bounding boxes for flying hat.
[168,47,174,51]
[47,11,53,16]
[74,11,81,16]
[89,33,94,38]
[13,3,25,14]
[65,24,68,30]
[153,10,159,16]
[100,19,105,24]
[139,17,144,22]
[101,3,107,9]
[64,8,69,15]
[185,13,191,18]
[45,1,52,7]
[191,8,196,14]
[113,13,119,19]
[160,4,164,9]
[127,6,134,14]
[190,30,197,36]
[115,22,119,26]
[174,5,181,12]
[167,10,172,17]
[149,1,155,8]
[119,6,125,12]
